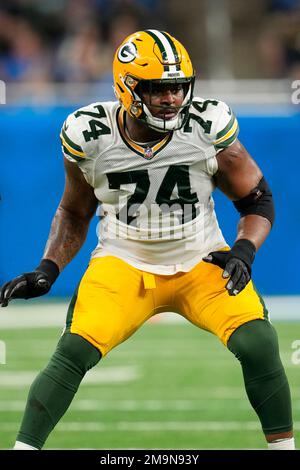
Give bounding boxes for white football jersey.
[60,97,239,274]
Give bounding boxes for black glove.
[0,259,59,307]
[203,239,256,296]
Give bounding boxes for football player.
[0,30,295,450]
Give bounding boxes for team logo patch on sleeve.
[118,42,137,63]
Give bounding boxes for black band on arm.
[233,176,275,226]
[35,259,60,284]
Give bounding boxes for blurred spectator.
[269,0,300,12]
[0,18,52,83]
[55,22,110,82]
[0,0,165,84]
[1,0,299,83]
[259,1,300,78]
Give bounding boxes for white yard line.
[2,420,300,433]
[2,397,300,413]
[0,399,248,412]
[0,421,260,432]
[0,366,140,387]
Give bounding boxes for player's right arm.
[43,157,98,270]
[0,157,98,307]
[0,105,100,307]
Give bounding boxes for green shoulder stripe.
[61,127,83,153]
[216,113,236,140]
[61,142,84,163]
[214,129,239,150]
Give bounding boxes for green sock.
[16,333,101,449]
[228,319,293,435]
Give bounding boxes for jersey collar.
[117,107,173,160]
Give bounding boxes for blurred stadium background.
[0,0,300,450]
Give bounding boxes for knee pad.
[227,319,282,373]
[56,332,101,375]
[227,319,292,434]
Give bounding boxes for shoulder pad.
[60,102,113,163]
[189,98,239,151]
[60,115,86,163]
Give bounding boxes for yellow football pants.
[67,256,266,357]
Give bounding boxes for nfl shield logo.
[143,146,154,160]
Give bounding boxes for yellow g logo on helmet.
[117,42,137,63]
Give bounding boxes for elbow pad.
[233,177,275,226]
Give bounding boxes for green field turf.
[0,321,299,449]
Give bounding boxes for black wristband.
[35,259,60,285]
[231,239,256,272]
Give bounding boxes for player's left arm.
[215,138,273,248]
[203,139,274,295]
